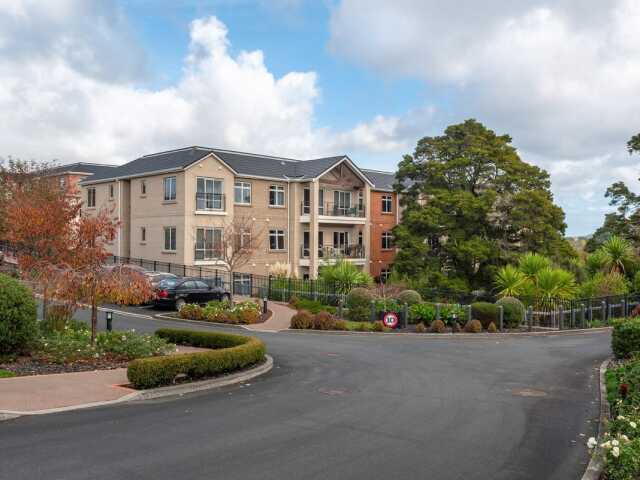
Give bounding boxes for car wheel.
[175,298,186,311]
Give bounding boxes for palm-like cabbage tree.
[534,267,578,310]
[600,235,632,274]
[518,253,551,281]
[494,265,527,297]
[585,249,609,276]
[318,259,373,294]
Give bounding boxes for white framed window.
[164,227,177,251]
[141,180,146,195]
[269,229,286,250]
[237,229,252,249]
[381,231,393,250]
[382,195,393,213]
[141,227,146,242]
[234,181,251,205]
[318,188,325,215]
[333,190,351,215]
[59,177,66,189]
[109,184,114,199]
[196,177,224,210]
[87,188,96,208]
[195,227,223,260]
[269,185,285,207]
[163,176,176,201]
[380,269,391,283]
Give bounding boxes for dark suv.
[154,277,231,310]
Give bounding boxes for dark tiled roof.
[82,147,354,184]
[46,162,116,177]
[362,169,396,191]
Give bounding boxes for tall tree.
[394,119,572,291]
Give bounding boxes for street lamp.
[105,310,113,331]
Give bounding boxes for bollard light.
[105,310,113,331]
[451,313,458,333]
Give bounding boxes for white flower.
[612,446,620,458]
[621,435,629,442]
[631,422,637,429]
[612,439,619,447]
[618,415,626,421]
[601,441,612,449]
[587,437,598,449]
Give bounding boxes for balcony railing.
[300,244,365,259]
[196,192,225,211]
[300,202,365,218]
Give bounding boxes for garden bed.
[177,299,267,324]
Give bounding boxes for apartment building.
[45,162,117,193]
[79,147,398,280]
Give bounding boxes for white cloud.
[329,0,640,234]
[0,1,409,167]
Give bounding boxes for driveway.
[0,306,610,480]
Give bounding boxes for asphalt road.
[0,306,610,480]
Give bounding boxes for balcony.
[195,193,226,214]
[300,202,366,224]
[300,244,366,265]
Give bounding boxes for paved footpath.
[245,301,295,332]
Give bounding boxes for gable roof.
[81,146,373,186]
[362,169,397,192]
[45,162,116,177]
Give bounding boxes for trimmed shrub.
[334,320,347,331]
[0,273,37,355]
[430,319,446,333]
[290,310,313,329]
[495,297,525,328]
[127,329,265,389]
[415,322,427,333]
[612,318,640,359]
[464,319,483,333]
[356,322,369,332]
[372,320,384,332]
[487,322,498,333]
[346,287,375,322]
[292,298,336,315]
[312,311,336,330]
[471,302,498,329]
[409,303,436,324]
[397,290,422,306]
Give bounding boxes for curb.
[0,355,273,420]
[282,326,613,338]
[581,358,611,480]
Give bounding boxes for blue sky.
[1,0,639,236]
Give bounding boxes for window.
[59,177,66,189]
[164,227,177,251]
[333,190,351,215]
[358,191,364,210]
[318,188,324,215]
[141,180,146,195]
[141,227,146,242]
[302,187,310,214]
[381,231,393,250]
[234,181,251,205]
[269,185,285,207]
[269,229,286,250]
[195,227,223,260]
[163,176,176,201]
[196,177,224,210]
[382,195,393,213]
[237,229,252,249]
[380,269,391,283]
[87,188,96,208]
[109,184,114,199]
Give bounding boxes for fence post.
[527,306,533,332]
[558,307,564,330]
[402,303,409,329]
[199,266,202,278]
[588,304,593,325]
[263,298,268,314]
[622,299,627,318]
[467,304,472,324]
[601,301,606,323]
[337,298,343,319]
[571,302,576,328]
[608,303,613,322]
[370,300,376,323]
[435,303,441,321]
[498,305,504,332]
[288,277,292,302]
[581,304,586,328]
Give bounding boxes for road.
[0,305,610,480]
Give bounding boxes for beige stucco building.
[80,147,398,280]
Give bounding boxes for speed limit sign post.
[382,311,399,329]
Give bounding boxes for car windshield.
[158,278,180,288]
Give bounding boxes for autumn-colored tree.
[5,161,81,319]
[53,209,153,343]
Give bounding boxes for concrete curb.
[282,326,613,338]
[581,358,611,480]
[0,355,273,420]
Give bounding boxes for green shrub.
[374,298,401,315]
[0,273,37,355]
[96,330,174,360]
[415,322,427,333]
[397,290,422,306]
[0,369,15,378]
[346,287,375,322]
[471,302,498,329]
[495,297,524,328]
[127,329,266,389]
[612,319,640,359]
[487,322,497,333]
[440,304,465,325]
[606,357,640,417]
[356,322,369,332]
[334,320,347,331]
[293,298,336,315]
[430,319,446,333]
[409,303,436,324]
[179,304,204,320]
[372,320,384,332]
[312,311,336,330]
[290,310,313,329]
[464,319,483,333]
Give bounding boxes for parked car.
[154,277,231,310]
[145,271,178,288]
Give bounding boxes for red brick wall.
[369,190,397,279]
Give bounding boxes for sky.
[1,0,639,236]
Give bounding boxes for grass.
[343,321,392,333]
[0,369,16,378]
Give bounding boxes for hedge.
[612,318,640,359]
[127,328,266,389]
[471,302,498,329]
[0,273,38,355]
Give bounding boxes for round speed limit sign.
[382,311,399,329]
